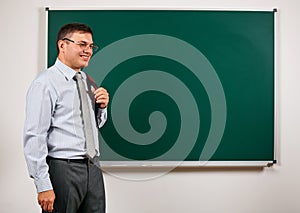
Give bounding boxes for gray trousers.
[44,157,106,213]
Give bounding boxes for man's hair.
[56,23,93,53]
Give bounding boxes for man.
[24,23,109,213]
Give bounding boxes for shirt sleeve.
[96,106,108,128]
[23,81,54,193]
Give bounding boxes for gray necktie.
[75,72,96,159]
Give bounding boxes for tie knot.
[75,72,82,80]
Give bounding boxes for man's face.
[58,31,94,71]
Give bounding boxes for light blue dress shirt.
[24,59,107,193]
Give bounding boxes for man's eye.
[79,43,87,48]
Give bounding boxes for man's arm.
[23,81,55,211]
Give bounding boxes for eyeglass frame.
[62,38,99,52]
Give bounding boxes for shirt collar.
[54,58,87,81]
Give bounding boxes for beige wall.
[1,0,300,212]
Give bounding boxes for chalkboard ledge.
[100,161,275,168]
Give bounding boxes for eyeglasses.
[62,38,99,52]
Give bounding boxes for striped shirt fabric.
[23,59,107,192]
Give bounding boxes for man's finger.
[43,201,54,212]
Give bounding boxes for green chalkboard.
[47,9,275,165]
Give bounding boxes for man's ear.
[57,40,64,52]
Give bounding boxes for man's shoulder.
[33,65,59,83]
[28,66,61,94]
[27,65,61,99]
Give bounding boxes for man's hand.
[94,87,109,109]
[38,190,55,212]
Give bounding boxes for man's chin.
[80,61,90,69]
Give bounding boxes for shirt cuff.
[34,177,53,193]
